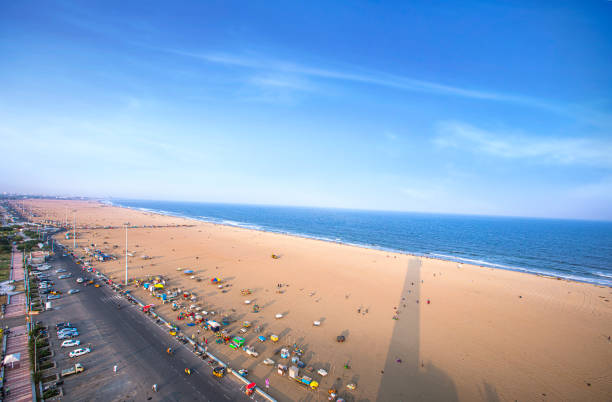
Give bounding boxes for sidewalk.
[3,247,33,402]
[4,325,31,402]
[5,294,26,320]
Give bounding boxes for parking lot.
[36,252,251,401]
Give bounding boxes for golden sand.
[19,199,612,401]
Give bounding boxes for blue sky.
[1,1,611,220]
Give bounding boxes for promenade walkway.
[4,325,31,402]
[5,248,25,320]
[2,247,33,402]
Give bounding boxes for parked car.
[47,295,61,300]
[58,329,78,335]
[58,332,79,340]
[61,339,81,348]
[56,322,73,329]
[68,289,80,294]
[58,274,72,279]
[76,278,84,283]
[69,348,91,358]
[56,269,67,273]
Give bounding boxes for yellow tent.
[154,283,164,289]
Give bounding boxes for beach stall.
[206,320,221,332]
[289,366,299,379]
[230,337,245,349]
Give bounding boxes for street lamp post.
[124,223,129,285]
[34,333,42,373]
[73,212,76,249]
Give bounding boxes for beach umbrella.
[154,283,164,289]
[3,353,21,368]
[246,382,256,390]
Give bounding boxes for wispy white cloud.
[249,74,314,92]
[434,121,612,167]
[163,50,552,106]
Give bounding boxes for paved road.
[40,253,251,402]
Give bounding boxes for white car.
[68,289,80,294]
[69,347,91,358]
[61,340,81,348]
[76,278,84,283]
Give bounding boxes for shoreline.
[15,199,612,401]
[107,200,612,289]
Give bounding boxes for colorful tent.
[211,277,220,284]
[246,382,256,390]
[154,283,164,288]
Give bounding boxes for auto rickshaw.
[245,382,256,396]
[166,347,173,355]
[94,284,100,288]
[212,366,226,378]
[169,329,177,336]
[184,368,191,375]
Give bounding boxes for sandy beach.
[18,199,612,401]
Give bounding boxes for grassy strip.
[0,251,10,281]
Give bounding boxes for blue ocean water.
[107,199,612,287]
